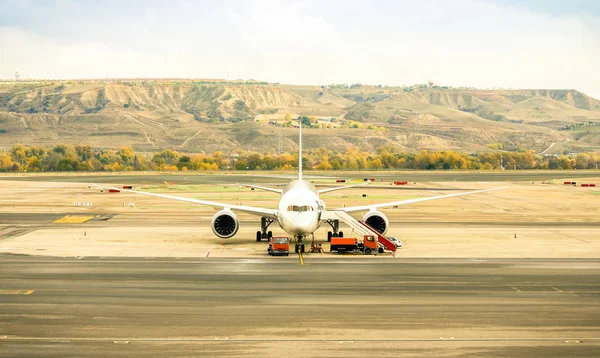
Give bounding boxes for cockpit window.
[287,205,314,212]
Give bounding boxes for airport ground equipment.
[321,210,397,253]
[309,242,324,253]
[330,235,382,254]
[267,236,290,256]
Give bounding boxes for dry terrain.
[1,83,600,154]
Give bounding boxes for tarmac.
[0,172,599,356]
[0,255,599,357]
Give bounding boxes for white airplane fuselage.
[276,180,323,236]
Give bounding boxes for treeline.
[558,121,600,131]
[0,144,599,172]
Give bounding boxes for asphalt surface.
[1,255,599,357]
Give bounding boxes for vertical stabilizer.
[298,121,303,180]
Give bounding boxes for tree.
[0,153,14,171]
[52,144,68,156]
[300,116,311,127]
[367,157,384,169]
[118,147,135,165]
[152,149,180,166]
[212,151,224,168]
[26,156,42,171]
[314,160,333,170]
[56,158,79,171]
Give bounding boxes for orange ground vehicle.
[329,235,383,255]
[267,236,290,256]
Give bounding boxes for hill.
[1,82,599,154]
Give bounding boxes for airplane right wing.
[242,184,283,194]
[317,183,367,194]
[336,185,509,213]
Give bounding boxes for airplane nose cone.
[280,213,319,235]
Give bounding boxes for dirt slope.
[0,82,599,154]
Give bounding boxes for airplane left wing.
[91,184,278,219]
[336,185,509,213]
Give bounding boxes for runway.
[1,255,599,357]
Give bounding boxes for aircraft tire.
[327,231,332,242]
[256,231,261,242]
[338,231,344,238]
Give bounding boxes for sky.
[1,0,599,98]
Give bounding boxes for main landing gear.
[325,219,344,242]
[256,217,274,242]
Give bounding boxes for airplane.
[95,124,508,253]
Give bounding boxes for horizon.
[0,77,597,101]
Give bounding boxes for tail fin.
[298,121,303,180]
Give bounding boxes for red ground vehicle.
[268,236,290,256]
[329,235,383,255]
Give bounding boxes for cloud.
[0,0,598,98]
[226,0,340,82]
[0,27,169,79]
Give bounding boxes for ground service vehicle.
[268,236,290,256]
[387,237,403,248]
[329,235,384,255]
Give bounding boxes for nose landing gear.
[294,235,305,253]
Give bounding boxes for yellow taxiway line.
[0,290,35,295]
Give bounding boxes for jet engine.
[211,210,239,239]
[362,210,389,235]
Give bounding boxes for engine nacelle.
[362,210,389,235]
[211,210,239,239]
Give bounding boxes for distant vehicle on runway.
[94,125,507,254]
[387,237,403,248]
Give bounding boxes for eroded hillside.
[1,82,599,154]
